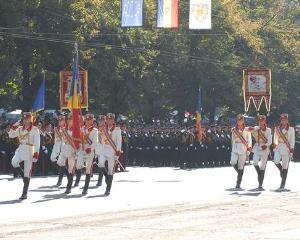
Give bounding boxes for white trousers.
[57,144,76,174]
[76,151,94,174]
[274,152,290,170]
[253,151,268,170]
[230,152,247,170]
[12,152,33,178]
[50,143,62,162]
[98,145,115,175]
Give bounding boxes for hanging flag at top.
[32,73,45,113]
[157,0,179,28]
[67,42,82,149]
[195,87,203,142]
[121,0,144,27]
[189,0,212,30]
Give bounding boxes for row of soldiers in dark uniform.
[124,125,232,168]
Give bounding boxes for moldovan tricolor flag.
[67,43,82,149]
[157,0,179,28]
[189,0,211,30]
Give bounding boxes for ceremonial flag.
[32,77,45,113]
[157,0,179,28]
[195,87,203,142]
[189,0,211,30]
[121,0,144,27]
[67,43,82,149]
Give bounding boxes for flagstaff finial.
[74,41,78,52]
[41,69,45,80]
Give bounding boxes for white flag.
[189,0,212,30]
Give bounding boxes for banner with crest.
[59,68,88,110]
[243,68,272,114]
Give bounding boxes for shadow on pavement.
[0,199,23,205]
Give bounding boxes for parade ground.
[0,163,300,240]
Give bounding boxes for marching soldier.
[95,115,106,187]
[8,112,40,200]
[75,113,98,194]
[230,114,252,190]
[273,113,295,190]
[57,114,77,194]
[97,113,122,195]
[250,115,272,190]
[51,115,66,186]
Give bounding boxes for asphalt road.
[0,163,300,240]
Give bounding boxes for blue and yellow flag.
[32,78,45,113]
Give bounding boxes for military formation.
[230,114,295,191]
[126,124,232,168]
[0,111,299,200]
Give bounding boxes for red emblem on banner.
[59,68,88,109]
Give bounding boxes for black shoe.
[96,172,103,187]
[74,169,81,187]
[82,174,91,195]
[280,169,288,189]
[233,164,238,173]
[56,166,64,186]
[258,170,265,189]
[19,177,30,200]
[104,175,113,195]
[65,173,73,194]
[275,163,283,178]
[235,169,244,189]
[15,167,24,180]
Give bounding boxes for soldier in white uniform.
[51,115,66,186]
[8,112,40,200]
[250,115,272,190]
[230,114,252,189]
[74,113,98,194]
[97,113,122,195]
[273,113,295,190]
[57,114,77,194]
[95,115,106,187]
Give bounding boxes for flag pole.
[74,42,83,133]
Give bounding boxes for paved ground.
[0,162,300,240]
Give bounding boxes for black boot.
[275,163,283,177]
[19,177,30,200]
[15,167,24,180]
[235,169,244,189]
[56,166,64,186]
[65,173,73,194]
[233,164,238,173]
[258,170,265,190]
[254,165,261,182]
[74,169,82,187]
[105,175,113,195]
[96,172,103,187]
[82,174,91,195]
[280,169,288,189]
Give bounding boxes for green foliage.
[0,0,299,120]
